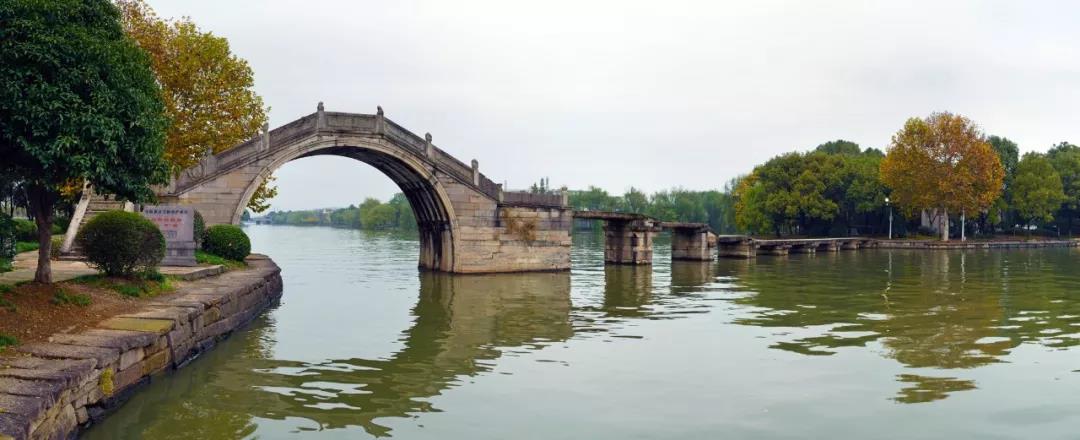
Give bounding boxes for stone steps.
[61,193,132,259]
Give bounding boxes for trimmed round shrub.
[77,211,165,277]
[193,210,206,247]
[203,225,250,261]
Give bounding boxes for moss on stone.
[99,368,114,397]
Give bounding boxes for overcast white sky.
[152,0,1080,212]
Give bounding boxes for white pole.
[961,210,966,241]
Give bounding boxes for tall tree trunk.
[26,184,56,284]
[941,208,949,242]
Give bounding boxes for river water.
[85,225,1080,439]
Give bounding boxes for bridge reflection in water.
[87,271,576,438]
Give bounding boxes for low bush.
[196,250,246,269]
[50,236,64,260]
[77,211,165,277]
[193,210,206,247]
[203,224,250,261]
[15,241,38,253]
[0,214,15,259]
[13,218,36,241]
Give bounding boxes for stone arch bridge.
[157,104,580,273]
[65,104,720,273]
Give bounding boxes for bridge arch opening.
[229,140,457,272]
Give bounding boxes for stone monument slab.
[142,205,197,266]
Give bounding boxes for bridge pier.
[818,241,840,252]
[840,240,860,250]
[670,227,712,261]
[717,237,755,259]
[757,244,790,256]
[604,219,659,265]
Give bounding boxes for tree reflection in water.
[717,248,1080,403]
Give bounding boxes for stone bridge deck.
[572,211,714,264]
[716,236,878,258]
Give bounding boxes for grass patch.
[70,272,174,298]
[52,289,92,307]
[196,250,246,270]
[0,333,17,350]
[0,257,11,273]
[15,241,39,253]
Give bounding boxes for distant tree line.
[732,113,1080,238]
[568,113,1080,239]
[567,186,739,234]
[263,194,416,231]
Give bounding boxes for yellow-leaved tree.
[117,0,276,213]
[880,112,1004,241]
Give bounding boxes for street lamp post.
[886,197,893,240]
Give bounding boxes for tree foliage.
[1011,153,1065,225]
[0,0,169,282]
[815,139,862,156]
[265,194,417,231]
[880,112,1004,240]
[116,0,275,212]
[733,145,886,236]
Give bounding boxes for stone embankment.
[0,255,283,440]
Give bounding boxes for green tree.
[734,174,773,235]
[1047,142,1080,235]
[987,136,1019,229]
[1011,153,1065,229]
[814,139,862,156]
[621,187,649,214]
[388,193,417,230]
[0,0,169,283]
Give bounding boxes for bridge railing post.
[260,122,270,151]
[316,101,326,130]
[425,132,434,159]
[375,105,385,134]
[471,159,480,186]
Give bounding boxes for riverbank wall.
[0,255,283,440]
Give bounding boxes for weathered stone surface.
[97,317,174,335]
[69,329,158,350]
[0,356,94,373]
[15,344,118,370]
[117,348,144,371]
[118,306,199,325]
[0,393,46,421]
[0,378,65,403]
[0,411,30,440]
[0,368,86,390]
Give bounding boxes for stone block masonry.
[0,256,283,440]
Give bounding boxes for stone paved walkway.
[0,252,222,284]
